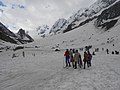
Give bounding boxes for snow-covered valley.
[0,20,120,90]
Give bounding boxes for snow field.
[0,20,120,90]
[0,46,120,90]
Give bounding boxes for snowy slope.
[0,18,120,90]
[0,39,15,51]
[36,25,50,38]
[50,18,67,34]
[50,0,117,34]
[29,18,120,51]
[95,0,120,31]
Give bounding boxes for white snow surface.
[0,21,120,90]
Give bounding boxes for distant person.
[113,44,114,46]
[112,51,114,54]
[102,48,104,51]
[12,53,16,58]
[64,49,71,67]
[34,53,35,56]
[106,49,109,54]
[23,51,25,57]
[115,50,119,55]
[92,51,95,55]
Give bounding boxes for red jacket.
[64,51,69,57]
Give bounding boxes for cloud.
[0,0,97,37]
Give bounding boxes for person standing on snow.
[106,49,109,54]
[83,51,89,69]
[69,49,73,58]
[69,49,74,68]
[74,50,81,69]
[70,55,74,68]
[22,51,25,57]
[78,52,83,68]
[64,49,71,67]
[87,50,92,67]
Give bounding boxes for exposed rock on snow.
[95,0,120,31]
[17,28,34,43]
[36,25,50,38]
[0,22,34,44]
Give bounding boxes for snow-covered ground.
[0,21,120,90]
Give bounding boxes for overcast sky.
[25,0,97,26]
[1,0,97,36]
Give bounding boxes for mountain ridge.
[50,0,117,34]
[0,22,34,44]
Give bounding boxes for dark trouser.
[74,61,77,69]
[83,61,89,69]
[65,57,71,67]
[74,61,82,69]
[88,60,91,66]
[78,60,83,68]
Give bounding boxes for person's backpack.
[88,53,92,60]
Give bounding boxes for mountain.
[0,22,34,44]
[94,0,120,31]
[50,18,67,34]
[36,25,50,38]
[17,28,34,43]
[50,0,117,34]
[0,22,22,44]
[38,19,67,37]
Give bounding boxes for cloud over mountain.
[0,0,97,38]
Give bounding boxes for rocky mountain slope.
[17,29,34,43]
[0,22,34,44]
[50,0,118,34]
[94,0,120,31]
[36,25,49,38]
[50,18,67,34]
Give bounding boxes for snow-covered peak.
[52,0,117,34]
[89,0,116,12]
[17,29,26,39]
[50,18,67,34]
[36,25,50,38]
[17,28,34,42]
[94,0,120,31]
[67,0,116,24]
[0,22,34,44]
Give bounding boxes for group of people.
[64,49,92,69]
